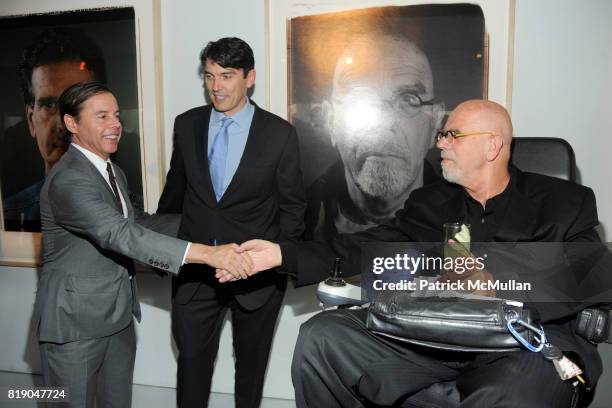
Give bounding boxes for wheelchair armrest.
[316,279,367,307]
[576,308,612,344]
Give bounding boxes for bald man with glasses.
[224,100,610,407]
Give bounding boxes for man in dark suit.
[227,100,612,407]
[35,81,252,408]
[157,37,306,408]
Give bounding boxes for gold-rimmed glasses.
[435,129,495,143]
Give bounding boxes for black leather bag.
[366,291,533,352]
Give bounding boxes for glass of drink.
[443,222,471,259]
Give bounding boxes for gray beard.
[354,159,412,201]
[441,164,460,184]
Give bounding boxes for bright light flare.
[340,101,382,134]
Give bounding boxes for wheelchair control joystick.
[324,258,345,287]
[316,257,367,307]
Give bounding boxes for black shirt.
[463,178,512,242]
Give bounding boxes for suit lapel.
[114,168,133,219]
[68,146,131,217]
[67,146,138,290]
[221,105,267,202]
[110,163,138,283]
[193,107,218,206]
[68,146,119,207]
[495,169,542,241]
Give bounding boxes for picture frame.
[0,0,164,267]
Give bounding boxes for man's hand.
[215,239,282,283]
[439,240,496,297]
[187,243,253,279]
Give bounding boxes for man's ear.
[486,133,504,161]
[26,105,35,138]
[429,102,446,148]
[246,68,256,89]
[63,114,78,135]
[321,100,335,146]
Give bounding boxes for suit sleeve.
[275,126,307,241]
[280,178,417,286]
[157,118,187,214]
[48,169,188,274]
[112,164,182,237]
[135,213,181,238]
[537,187,612,322]
[565,187,601,242]
[281,218,410,286]
[563,187,612,309]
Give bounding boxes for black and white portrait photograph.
[289,4,486,241]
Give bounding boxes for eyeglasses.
[435,129,495,143]
[396,93,435,118]
[332,91,435,119]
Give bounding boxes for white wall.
[512,0,612,240]
[511,2,612,404]
[0,267,40,373]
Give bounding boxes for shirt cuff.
[181,242,192,265]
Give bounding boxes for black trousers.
[172,283,285,408]
[292,309,575,408]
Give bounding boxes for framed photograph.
[267,0,514,241]
[0,0,163,266]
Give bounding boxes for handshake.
[186,239,283,282]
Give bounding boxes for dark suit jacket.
[34,146,188,343]
[281,166,611,383]
[158,103,306,310]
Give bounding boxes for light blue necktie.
[208,116,233,202]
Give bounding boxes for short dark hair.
[19,27,107,106]
[200,37,254,77]
[58,81,111,142]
